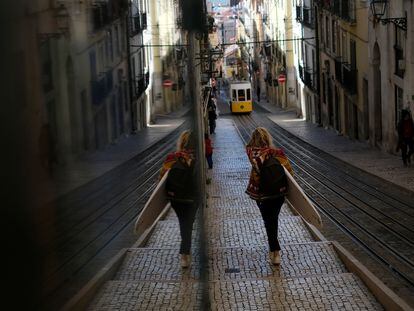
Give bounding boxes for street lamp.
[370,0,407,30]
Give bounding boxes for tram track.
[231,110,414,287]
[43,123,186,308]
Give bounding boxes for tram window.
[232,90,237,101]
[238,89,245,101]
[246,89,251,100]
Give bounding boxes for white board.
[285,168,322,229]
[134,171,170,236]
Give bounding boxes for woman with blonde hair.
[160,130,197,268]
[246,127,293,265]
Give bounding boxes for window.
[325,16,330,50]
[332,20,336,54]
[108,29,113,62]
[232,90,237,101]
[349,0,356,21]
[395,85,403,126]
[341,31,348,63]
[115,25,120,57]
[238,89,246,101]
[246,89,251,101]
[350,39,356,69]
[394,26,405,77]
[40,41,54,92]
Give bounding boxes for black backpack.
[259,156,288,200]
[166,156,195,203]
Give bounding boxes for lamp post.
[370,0,407,31]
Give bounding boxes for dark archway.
[66,57,79,153]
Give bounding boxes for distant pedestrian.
[208,97,217,134]
[159,130,197,268]
[257,85,261,101]
[245,127,293,265]
[397,109,414,167]
[205,133,213,169]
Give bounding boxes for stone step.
[115,248,200,281]
[206,201,294,219]
[210,274,383,310]
[209,242,347,281]
[114,242,346,283]
[145,220,200,248]
[209,216,314,247]
[88,273,383,310]
[87,280,201,311]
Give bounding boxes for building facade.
[149,0,185,116]
[316,0,369,142]
[368,0,414,152]
[37,0,132,166]
[294,0,320,122]
[129,0,150,131]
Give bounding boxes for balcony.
[342,64,357,94]
[297,6,314,29]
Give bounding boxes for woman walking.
[245,127,293,265]
[159,130,197,268]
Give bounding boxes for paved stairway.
[87,118,383,310]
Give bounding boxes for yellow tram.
[229,81,253,113]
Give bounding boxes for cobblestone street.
[87,118,386,310]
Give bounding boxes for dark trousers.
[209,119,216,134]
[206,154,213,169]
[171,201,198,255]
[256,197,284,252]
[401,138,414,165]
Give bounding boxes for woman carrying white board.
[246,127,293,265]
